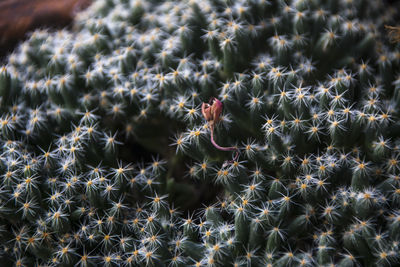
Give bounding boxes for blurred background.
[0,0,92,60]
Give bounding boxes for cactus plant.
[0,0,400,266]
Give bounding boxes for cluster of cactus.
[1,0,400,266]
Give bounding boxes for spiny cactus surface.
[1,0,400,266]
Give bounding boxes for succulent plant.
[1,0,400,266]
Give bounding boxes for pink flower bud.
[202,97,240,163]
[202,97,223,125]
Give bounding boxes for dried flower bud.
[202,97,223,125]
[202,97,239,163]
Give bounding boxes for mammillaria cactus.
[1,0,400,266]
